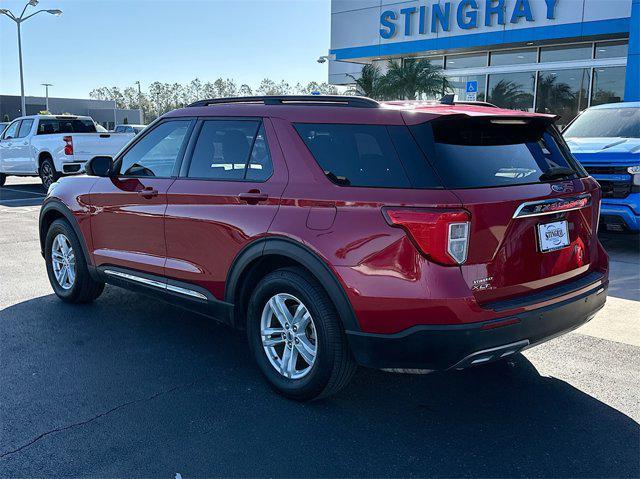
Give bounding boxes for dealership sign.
[380,0,559,39]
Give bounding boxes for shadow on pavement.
[0,183,45,207]
[1,288,638,477]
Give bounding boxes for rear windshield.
[563,107,640,139]
[37,119,97,135]
[410,117,583,189]
[294,123,441,189]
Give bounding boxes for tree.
[379,59,450,100]
[187,78,203,103]
[346,64,383,99]
[536,73,577,114]
[488,79,534,111]
[123,117,128,125]
[89,77,345,122]
[213,78,238,98]
[299,81,338,95]
[238,84,253,96]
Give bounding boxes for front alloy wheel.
[261,293,318,379]
[51,233,76,290]
[45,218,105,303]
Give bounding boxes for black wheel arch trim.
[225,236,362,332]
[39,199,93,270]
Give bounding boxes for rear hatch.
[408,114,602,306]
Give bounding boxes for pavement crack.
[0,375,207,460]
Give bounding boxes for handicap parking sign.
[465,81,478,101]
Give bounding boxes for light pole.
[134,80,144,123]
[0,1,62,117]
[41,83,53,112]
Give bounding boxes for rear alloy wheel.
[261,293,318,380]
[39,158,60,190]
[247,268,357,401]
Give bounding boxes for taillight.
[383,208,471,266]
[63,136,73,155]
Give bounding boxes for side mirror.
[85,156,113,177]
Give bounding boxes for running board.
[104,269,208,301]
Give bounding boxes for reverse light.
[63,136,73,156]
[383,208,471,265]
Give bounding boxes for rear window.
[410,117,583,189]
[294,123,441,188]
[37,119,97,135]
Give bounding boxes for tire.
[0,173,6,187]
[247,267,357,401]
[45,219,105,303]
[39,157,60,191]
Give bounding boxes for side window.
[119,120,190,177]
[294,123,415,188]
[188,120,270,181]
[17,119,34,138]
[246,124,273,181]
[3,121,20,140]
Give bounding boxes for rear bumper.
[600,194,640,231]
[346,280,607,370]
[60,162,86,175]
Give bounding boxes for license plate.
[537,220,570,253]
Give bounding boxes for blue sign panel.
[466,81,478,93]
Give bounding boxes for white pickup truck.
[0,115,135,189]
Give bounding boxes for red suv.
[39,96,609,400]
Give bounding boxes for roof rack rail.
[439,94,498,108]
[187,95,380,109]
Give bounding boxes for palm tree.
[346,63,383,99]
[536,74,577,114]
[488,79,534,111]
[379,59,450,100]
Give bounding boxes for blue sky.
[0,0,331,99]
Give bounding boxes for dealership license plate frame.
[537,220,570,253]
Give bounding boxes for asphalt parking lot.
[1,177,639,478]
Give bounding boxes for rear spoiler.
[438,95,559,121]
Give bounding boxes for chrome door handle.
[137,188,158,198]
